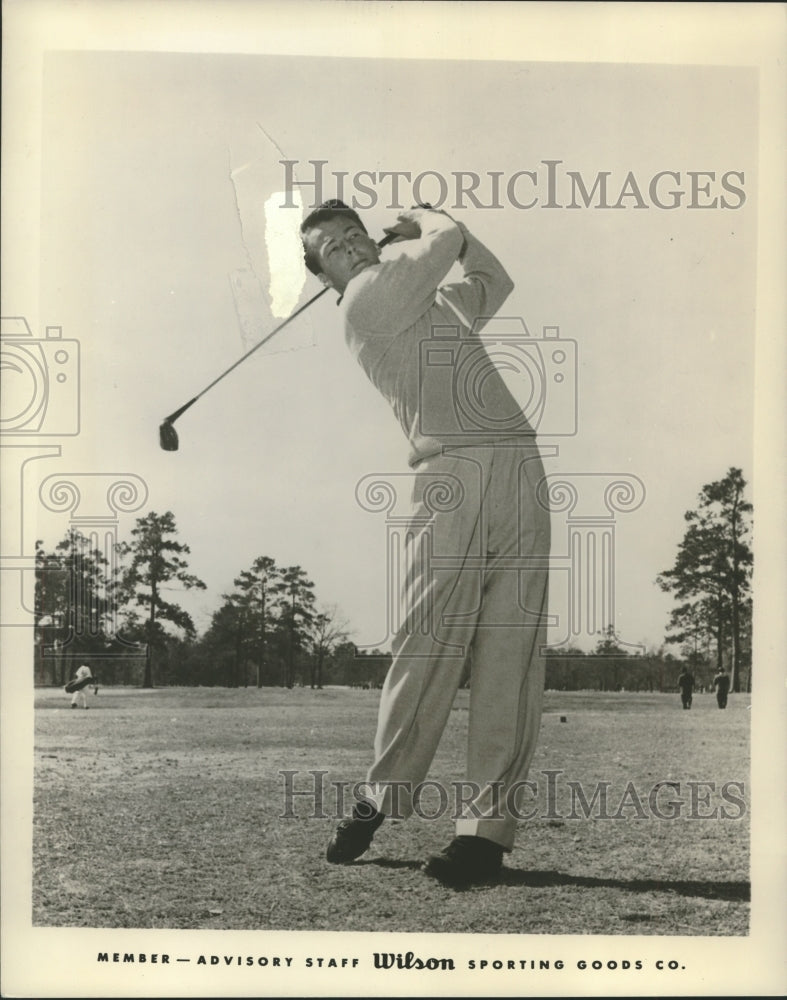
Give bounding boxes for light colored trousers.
[365,441,550,850]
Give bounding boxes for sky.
[11,48,759,654]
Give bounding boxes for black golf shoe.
[422,835,504,888]
[326,803,384,864]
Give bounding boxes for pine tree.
[279,566,316,688]
[657,468,753,693]
[201,601,249,687]
[225,556,285,687]
[34,531,115,683]
[117,511,206,687]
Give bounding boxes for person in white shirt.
[301,200,550,887]
[69,664,94,710]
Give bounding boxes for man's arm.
[437,222,514,332]
[344,209,464,336]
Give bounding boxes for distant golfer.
[677,667,695,710]
[66,664,94,710]
[300,200,550,887]
[713,667,731,709]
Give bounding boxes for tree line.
[34,510,374,689]
[545,628,718,695]
[34,468,753,694]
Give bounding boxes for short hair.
[300,199,368,275]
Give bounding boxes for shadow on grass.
[358,859,749,901]
[500,868,749,902]
[355,857,424,872]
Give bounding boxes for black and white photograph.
[1,2,785,997]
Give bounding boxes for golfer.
[301,200,550,887]
[69,663,93,710]
[713,667,731,709]
[677,667,695,710]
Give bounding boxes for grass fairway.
[33,686,749,935]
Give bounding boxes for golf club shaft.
[163,231,398,425]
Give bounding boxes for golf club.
[159,230,398,451]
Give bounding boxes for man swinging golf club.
[300,199,551,888]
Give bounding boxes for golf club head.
[159,420,179,452]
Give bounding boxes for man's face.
[303,217,380,293]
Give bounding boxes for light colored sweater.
[342,210,536,466]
